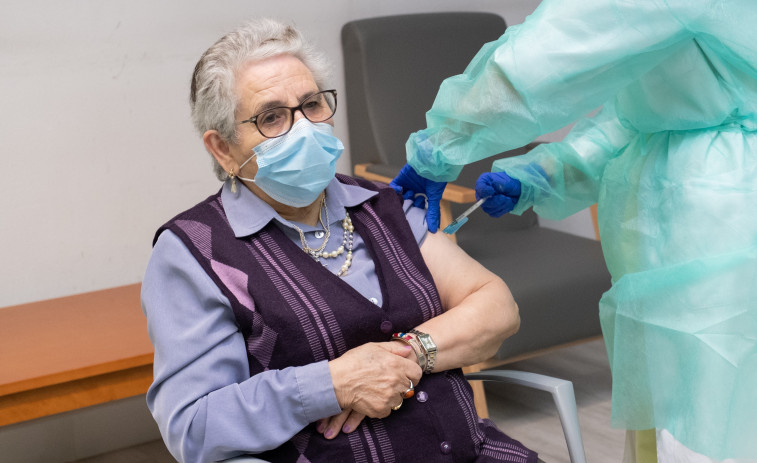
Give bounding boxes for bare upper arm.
[419,231,504,311]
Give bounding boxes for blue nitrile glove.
[390,164,447,233]
[475,172,522,218]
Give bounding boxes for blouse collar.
[221,177,377,238]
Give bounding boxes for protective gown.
[407,0,757,459]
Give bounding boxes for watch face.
[416,333,436,352]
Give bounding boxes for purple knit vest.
[156,174,537,463]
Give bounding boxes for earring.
[228,169,238,193]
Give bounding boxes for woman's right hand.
[328,341,422,418]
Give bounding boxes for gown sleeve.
[407,0,693,182]
[494,104,634,220]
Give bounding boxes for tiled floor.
[73,339,624,463]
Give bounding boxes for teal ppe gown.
[407,0,757,459]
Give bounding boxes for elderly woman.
[141,18,536,463]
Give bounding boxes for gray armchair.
[341,10,610,422]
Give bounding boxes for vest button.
[416,390,428,403]
[440,441,452,455]
[369,297,379,305]
[380,320,393,334]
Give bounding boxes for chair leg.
[550,381,587,463]
[462,364,490,418]
[590,203,600,240]
[465,370,588,463]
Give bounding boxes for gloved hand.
[475,172,522,218]
[390,164,447,233]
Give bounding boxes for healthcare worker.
[390,1,757,462]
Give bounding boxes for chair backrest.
[342,12,505,168]
[342,12,538,230]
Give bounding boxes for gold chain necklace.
[290,193,355,277]
[292,195,330,255]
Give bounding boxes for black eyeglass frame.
[237,89,338,139]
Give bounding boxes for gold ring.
[402,380,415,399]
[391,400,403,411]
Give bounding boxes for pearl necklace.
[291,195,355,277]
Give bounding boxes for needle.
[442,198,486,235]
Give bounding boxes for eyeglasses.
[238,89,337,138]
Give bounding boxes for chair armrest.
[466,369,568,392]
[353,163,476,204]
[441,183,476,204]
[465,370,587,463]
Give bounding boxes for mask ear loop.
[235,152,259,184]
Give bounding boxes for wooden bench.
[0,283,152,427]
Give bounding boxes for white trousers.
[622,429,757,463]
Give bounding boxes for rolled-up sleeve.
[142,230,341,463]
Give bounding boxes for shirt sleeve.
[407,0,693,181]
[402,198,429,246]
[142,230,342,463]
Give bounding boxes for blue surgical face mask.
[236,119,343,207]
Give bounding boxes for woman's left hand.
[320,340,419,438]
[316,408,365,440]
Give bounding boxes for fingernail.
[316,421,325,433]
[342,424,351,433]
[325,428,334,439]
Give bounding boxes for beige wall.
[0,0,593,308]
